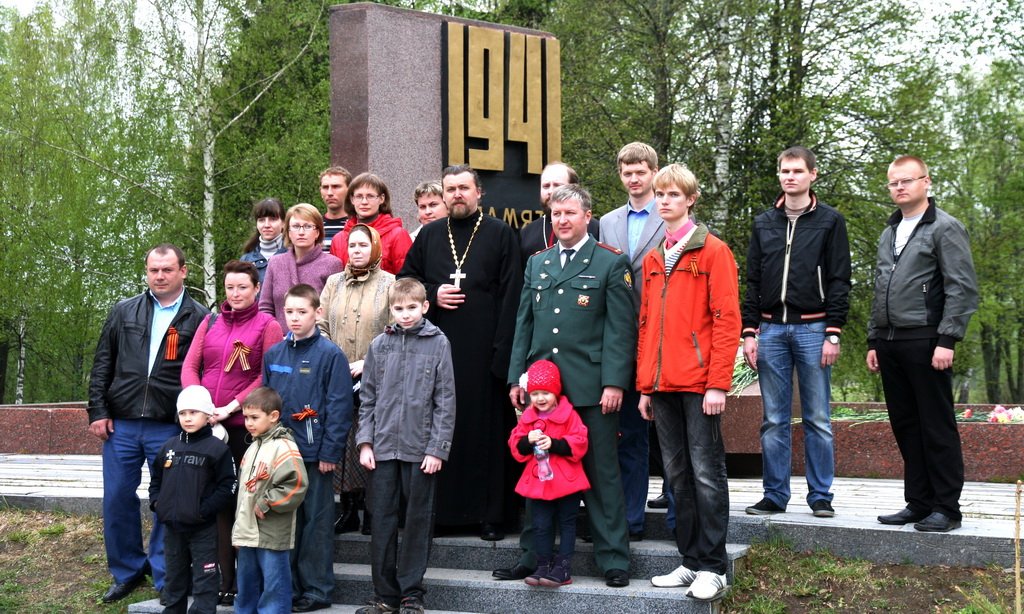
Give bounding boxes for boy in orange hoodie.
[636,164,741,602]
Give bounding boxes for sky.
[0,0,34,14]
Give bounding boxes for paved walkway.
[1,453,1019,528]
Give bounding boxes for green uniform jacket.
[509,238,637,407]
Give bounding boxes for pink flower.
[963,408,973,419]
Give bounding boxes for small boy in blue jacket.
[263,283,353,612]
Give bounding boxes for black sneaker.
[810,500,835,518]
[745,497,785,515]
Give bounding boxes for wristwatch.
[826,334,841,345]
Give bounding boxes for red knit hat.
[526,360,562,397]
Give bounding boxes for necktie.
[561,248,575,269]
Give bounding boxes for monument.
[328,3,560,228]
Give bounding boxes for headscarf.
[345,223,383,279]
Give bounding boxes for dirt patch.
[0,508,158,613]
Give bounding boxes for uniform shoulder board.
[596,242,623,255]
[533,244,557,257]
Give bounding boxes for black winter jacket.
[742,192,851,335]
[149,424,237,532]
[88,291,208,424]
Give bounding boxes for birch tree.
[141,0,322,303]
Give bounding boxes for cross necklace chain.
[447,210,483,289]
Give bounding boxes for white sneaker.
[686,570,729,600]
[651,564,698,588]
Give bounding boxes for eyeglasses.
[351,194,381,202]
[289,223,316,232]
[886,176,927,190]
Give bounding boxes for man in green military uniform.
[501,184,637,587]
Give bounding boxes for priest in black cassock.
[398,164,523,541]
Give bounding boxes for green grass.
[722,537,1016,613]
[38,523,66,537]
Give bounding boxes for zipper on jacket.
[816,266,825,302]
[306,419,314,446]
[653,271,668,390]
[691,332,705,368]
[246,437,264,483]
[780,217,798,322]
[883,218,925,332]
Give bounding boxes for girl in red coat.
[508,360,589,587]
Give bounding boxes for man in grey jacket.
[866,155,978,533]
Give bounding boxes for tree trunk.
[202,117,217,307]
[980,323,1001,402]
[711,5,733,230]
[15,315,26,405]
[957,369,971,404]
[0,341,8,404]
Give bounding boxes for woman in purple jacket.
[258,203,343,330]
[182,259,284,605]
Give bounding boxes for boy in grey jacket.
[356,278,456,614]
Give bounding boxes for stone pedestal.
[328,3,560,229]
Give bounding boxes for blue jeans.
[102,418,180,589]
[653,392,729,574]
[291,463,335,603]
[528,494,582,559]
[236,547,292,614]
[617,388,649,534]
[756,321,835,507]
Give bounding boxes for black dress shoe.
[334,508,360,534]
[647,493,670,509]
[292,596,331,612]
[877,507,929,525]
[492,563,535,580]
[480,523,505,541]
[605,568,630,587]
[100,575,144,603]
[914,512,961,533]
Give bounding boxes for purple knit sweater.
[258,247,343,331]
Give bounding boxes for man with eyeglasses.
[867,155,978,533]
[320,166,352,253]
[742,146,851,519]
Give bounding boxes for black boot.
[334,493,360,534]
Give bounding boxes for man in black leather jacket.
[88,243,208,602]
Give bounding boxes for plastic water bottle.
[535,446,554,481]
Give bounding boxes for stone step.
[641,505,1017,568]
[128,600,476,613]
[335,532,748,582]
[128,564,733,614]
[726,512,1017,568]
[332,563,727,614]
